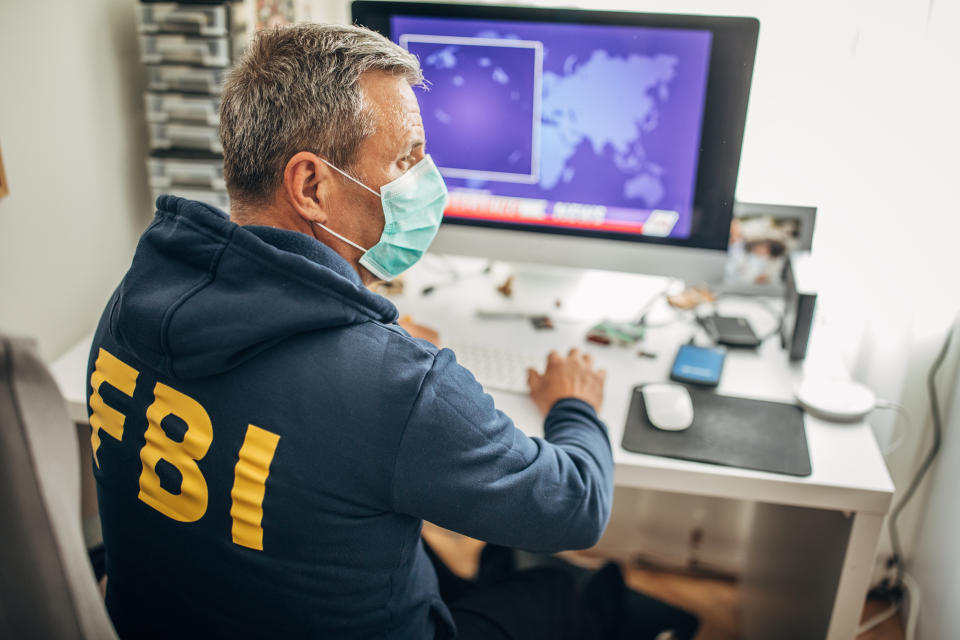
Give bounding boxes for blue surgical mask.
[315,155,448,281]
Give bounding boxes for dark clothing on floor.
[426,542,587,640]
[425,541,701,640]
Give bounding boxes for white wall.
[0,0,153,362]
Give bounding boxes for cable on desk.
[419,256,493,295]
[634,278,685,327]
[873,401,910,456]
[707,292,785,343]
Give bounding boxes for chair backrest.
[0,335,118,639]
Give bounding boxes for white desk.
[53,255,892,640]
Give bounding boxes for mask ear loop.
[314,157,381,252]
[314,222,368,253]
[318,157,381,198]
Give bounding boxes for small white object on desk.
[641,383,695,431]
[795,376,877,423]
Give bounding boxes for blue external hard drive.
[669,344,727,387]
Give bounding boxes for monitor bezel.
[352,1,759,253]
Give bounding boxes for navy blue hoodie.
[87,196,614,639]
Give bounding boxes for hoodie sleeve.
[392,348,614,552]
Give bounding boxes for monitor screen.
[353,3,758,261]
[392,16,712,241]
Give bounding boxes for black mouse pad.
[621,385,812,477]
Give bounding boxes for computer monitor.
[352,2,759,283]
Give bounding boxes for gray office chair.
[0,335,118,639]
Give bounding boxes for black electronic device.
[781,252,817,360]
[698,314,761,348]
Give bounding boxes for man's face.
[324,71,426,270]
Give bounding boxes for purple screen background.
[404,40,538,177]
[391,16,713,238]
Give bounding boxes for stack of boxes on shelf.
[139,1,250,213]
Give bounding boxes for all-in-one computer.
[353,1,759,283]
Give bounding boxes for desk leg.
[742,504,851,639]
[825,511,885,640]
[742,505,884,640]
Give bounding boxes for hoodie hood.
[111,196,398,380]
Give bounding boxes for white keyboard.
[444,341,543,394]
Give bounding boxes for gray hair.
[219,23,423,205]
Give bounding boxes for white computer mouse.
[641,383,694,431]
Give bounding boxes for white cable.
[417,254,491,294]
[635,278,686,328]
[856,571,921,637]
[856,597,900,635]
[902,572,920,640]
[873,400,912,456]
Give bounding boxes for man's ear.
[281,151,332,225]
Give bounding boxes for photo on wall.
[724,202,817,294]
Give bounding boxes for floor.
[421,523,904,640]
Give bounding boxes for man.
[87,24,612,639]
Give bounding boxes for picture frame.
[722,201,817,295]
[0,144,8,199]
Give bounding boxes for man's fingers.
[527,367,540,386]
[547,350,562,365]
[527,368,544,394]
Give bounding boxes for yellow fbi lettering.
[139,382,214,522]
[89,348,139,467]
[231,425,281,550]
[88,348,280,548]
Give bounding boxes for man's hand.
[398,315,440,346]
[527,348,606,417]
